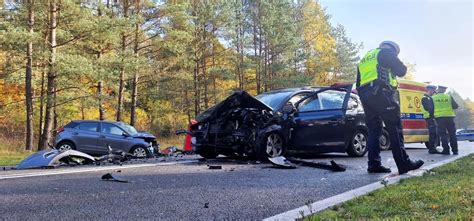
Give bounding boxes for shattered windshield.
[117,123,138,135]
[255,91,293,109]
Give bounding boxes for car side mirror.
[122,132,130,137]
[282,103,296,114]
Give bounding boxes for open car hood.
[196,91,273,124]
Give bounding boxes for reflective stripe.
[432,93,456,118]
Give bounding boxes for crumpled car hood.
[196,91,273,124]
[17,149,95,169]
[132,132,156,139]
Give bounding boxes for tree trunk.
[202,25,208,109]
[98,81,105,120]
[39,0,57,150]
[37,70,45,150]
[116,0,129,122]
[130,0,140,126]
[25,0,34,151]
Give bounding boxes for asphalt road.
[0,142,472,221]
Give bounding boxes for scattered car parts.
[268,156,346,172]
[268,156,297,169]
[101,173,129,183]
[16,149,96,169]
[286,157,346,172]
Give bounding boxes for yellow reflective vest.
[432,93,456,118]
[358,49,398,88]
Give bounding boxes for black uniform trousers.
[425,118,438,150]
[436,117,458,153]
[358,86,411,172]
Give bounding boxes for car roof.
[258,86,323,96]
[71,120,126,125]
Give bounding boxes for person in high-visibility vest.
[432,85,459,155]
[356,41,424,174]
[421,85,439,154]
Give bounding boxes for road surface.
[0,142,472,220]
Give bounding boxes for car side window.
[288,93,310,106]
[75,122,98,132]
[101,123,124,136]
[298,90,346,112]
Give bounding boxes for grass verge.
[306,154,474,220]
[0,136,32,166]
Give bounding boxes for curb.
[263,150,474,221]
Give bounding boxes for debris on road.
[204,203,209,208]
[268,156,346,171]
[287,158,346,172]
[95,145,134,165]
[208,165,222,170]
[268,156,296,169]
[101,173,129,183]
[16,149,96,169]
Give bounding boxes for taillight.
[56,127,64,133]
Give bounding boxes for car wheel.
[130,146,149,158]
[264,133,285,158]
[56,141,75,152]
[379,129,390,151]
[198,146,219,159]
[347,130,368,157]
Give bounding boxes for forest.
[1,0,472,153]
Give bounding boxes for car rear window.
[75,122,98,132]
[64,121,79,128]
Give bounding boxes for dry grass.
[0,136,33,166]
[158,135,186,150]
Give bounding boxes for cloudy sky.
[319,0,473,100]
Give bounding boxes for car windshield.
[256,91,294,109]
[117,122,138,135]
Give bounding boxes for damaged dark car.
[190,84,370,159]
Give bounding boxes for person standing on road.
[356,41,424,174]
[422,85,439,154]
[432,86,459,155]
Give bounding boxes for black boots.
[399,160,424,174]
[368,165,392,173]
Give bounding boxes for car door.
[72,122,100,153]
[98,122,130,155]
[290,89,351,150]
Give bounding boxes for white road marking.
[0,160,199,180]
[264,149,474,221]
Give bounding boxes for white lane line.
[264,149,474,221]
[0,160,199,180]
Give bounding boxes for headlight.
[191,137,196,144]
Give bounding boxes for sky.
[319,0,473,100]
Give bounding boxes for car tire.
[347,130,368,157]
[259,132,285,159]
[130,146,149,158]
[379,129,390,151]
[56,141,75,151]
[198,146,219,159]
